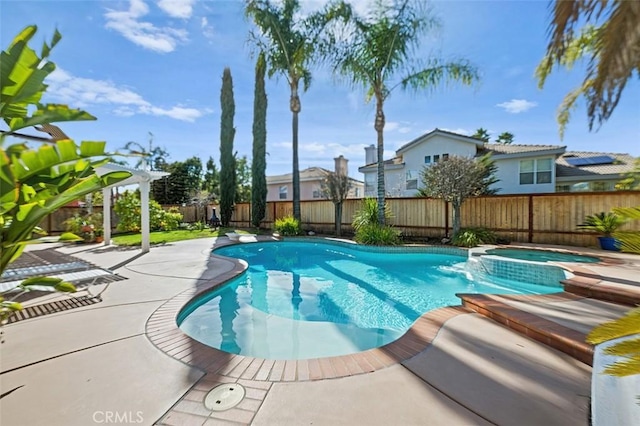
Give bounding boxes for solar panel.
[565,155,615,166]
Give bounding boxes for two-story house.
[359,128,636,196]
[267,155,364,201]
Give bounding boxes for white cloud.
[367,120,412,133]
[440,128,471,135]
[104,0,188,53]
[272,141,368,160]
[385,121,400,131]
[157,0,195,19]
[47,68,205,122]
[496,99,538,114]
[201,16,215,40]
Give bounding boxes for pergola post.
[140,179,151,253]
[96,163,167,254]
[102,187,111,245]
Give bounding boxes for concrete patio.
[1,237,638,425]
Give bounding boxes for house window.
[536,158,552,184]
[355,188,360,197]
[406,170,418,190]
[434,154,440,163]
[279,185,288,199]
[590,182,607,192]
[365,174,376,194]
[520,158,553,185]
[442,153,449,161]
[556,184,571,192]
[312,189,322,198]
[424,155,431,164]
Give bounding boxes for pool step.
[563,271,640,306]
[457,293,593,365]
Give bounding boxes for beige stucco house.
[267,156,364,201]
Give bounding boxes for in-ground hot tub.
[484,248,599,264]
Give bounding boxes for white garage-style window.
[520,158,553,185]
[406,170,419,190]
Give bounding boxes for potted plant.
[87,212,104,243]
[578,211,627,250]
[63,212,103,243]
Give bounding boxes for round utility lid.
[204,383,246,411]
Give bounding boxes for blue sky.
[2,0,638,178]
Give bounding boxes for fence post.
[444,201,449,237]
[528,195,534,243]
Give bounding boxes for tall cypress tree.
[219,67,236,227]
[251,53,268,228]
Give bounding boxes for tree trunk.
[374,91,386,226]
[335,201,342,236]
[290,80,301,222]
[452,200,462,238]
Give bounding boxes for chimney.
[334,155,348,176]
[365,144,377,164]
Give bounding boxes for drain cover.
[204,383,246,411]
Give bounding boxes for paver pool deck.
[1,237,638,425]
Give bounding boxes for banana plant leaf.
[1,25,95,133]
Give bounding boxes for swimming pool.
[484,248,599,263]
[178,241,561,360]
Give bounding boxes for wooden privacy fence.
[40,191,640,248]
[228,191,640,247]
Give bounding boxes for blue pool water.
[178,241,561,360]
[485,248,599,263]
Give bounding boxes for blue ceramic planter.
[598,236,620,251]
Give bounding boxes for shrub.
[274,216,301,236]
[157,209,183,231]
[352,198,392,231]
[115,191,183,232]
[452,227,497,247]
[354,224,401,245]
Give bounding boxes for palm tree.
[495,131,514,144]
[330,0,479,224]
[536,1,640,138]
[471,127,491,143]
[245,0,349,221]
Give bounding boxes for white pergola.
[96,163,169,253]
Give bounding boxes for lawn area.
[112,228,255,246]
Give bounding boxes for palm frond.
[603,337,640,357]
[612,206,640,254]
[601,354,640,378]
[587,307,640,344]
[541,0,640,133]
[397,60,479,93]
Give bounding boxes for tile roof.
[396,128,484,153]
[267,167,363,183]
[481,143,566,155]
[556,151,637,178]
